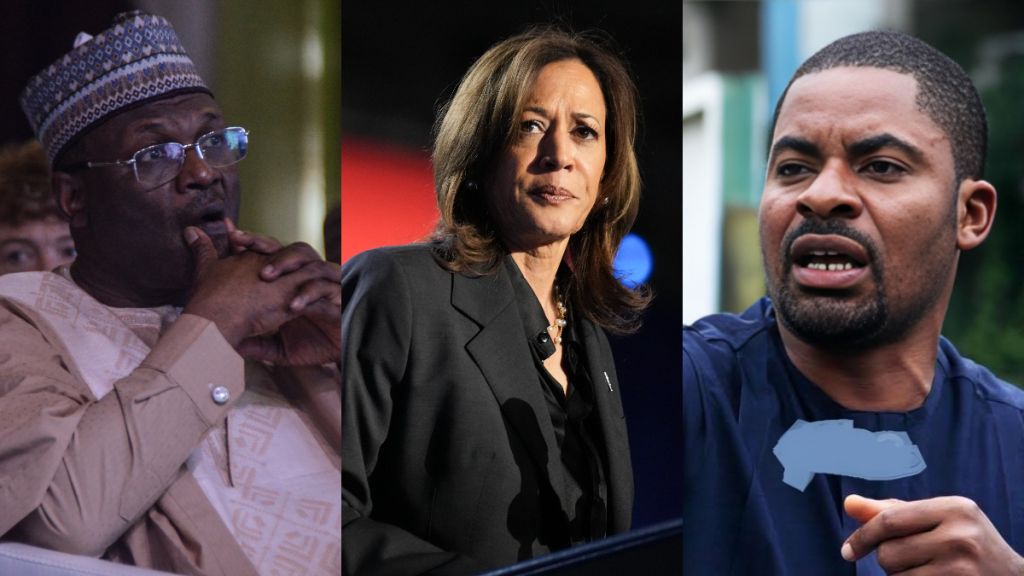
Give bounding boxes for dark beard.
[769,219,901,350]
[773,281,889,349]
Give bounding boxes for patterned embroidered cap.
[20,11,211,165]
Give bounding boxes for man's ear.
[53,171,87,228]
[957,178,996,251]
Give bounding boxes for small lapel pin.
[603,371,614,392]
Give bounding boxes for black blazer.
[341,245,633,575]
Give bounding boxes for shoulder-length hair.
[431,26,649,334]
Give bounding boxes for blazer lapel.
[577,319,634,532]
[452,267,573,516]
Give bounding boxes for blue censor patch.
[773,419,927,492]
[613,233,652,288]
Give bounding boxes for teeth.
[806,262,854,271]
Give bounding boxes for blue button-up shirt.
[684,298,1024,575]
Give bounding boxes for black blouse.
[505,257,609,544]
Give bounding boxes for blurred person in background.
[342,26,649,575]
[0,140,75,274]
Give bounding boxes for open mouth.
[199,204,225,224]
[192,204,227,236]
[789,234,870,289]
[796,250,864,271]
[791,235,868,269]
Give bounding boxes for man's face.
[760,67,960,349]
[71,92,241,300]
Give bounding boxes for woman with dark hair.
[342,27,649,575]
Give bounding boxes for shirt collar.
[503,256,576,360]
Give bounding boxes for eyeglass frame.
[61,126,250,186]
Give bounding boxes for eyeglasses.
[65,127,249,187]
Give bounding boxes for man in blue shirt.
[684,30,1024,575]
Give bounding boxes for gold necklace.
[546,290,568,344]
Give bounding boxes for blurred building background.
[342,1,683,529]
[0,0,339,255]
[684,0,1024,384]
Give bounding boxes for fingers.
[230,254,338,314]
[184,226,219,283]
[841,496,1021,575]
[888,565,936,576]
[873,528,943,574]
[843,497,939,562]
[224,218,243,253]
[224,225,333,282]
[262,243,338,282]
[227,222,283,255]
[289,277,342,312]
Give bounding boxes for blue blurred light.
[613,233,653,288]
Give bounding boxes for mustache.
[177,191,227,222]
[781,219,880,269]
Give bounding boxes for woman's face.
[485,58,607,252]
[0,215,75,274]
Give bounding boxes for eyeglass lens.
[134,128,248,186]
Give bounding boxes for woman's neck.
[510,243,566,317]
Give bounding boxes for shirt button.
[537,331,550,344]
[211,385,230,405]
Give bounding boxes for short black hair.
[769,30,987,182]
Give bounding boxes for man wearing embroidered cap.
[0,12,340,576]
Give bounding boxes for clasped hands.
[842,494,1024,575]
[182,219,340,366]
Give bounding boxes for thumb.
[842,495,906,562]
[184,226,218,283]
[844,494,904,524]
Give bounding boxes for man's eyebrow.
[848,133,925,164]
[198,110,224,124]
[127,111,224,135]
[768,136,820,165]
[768,133,927,166]
[129,120,170,134]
